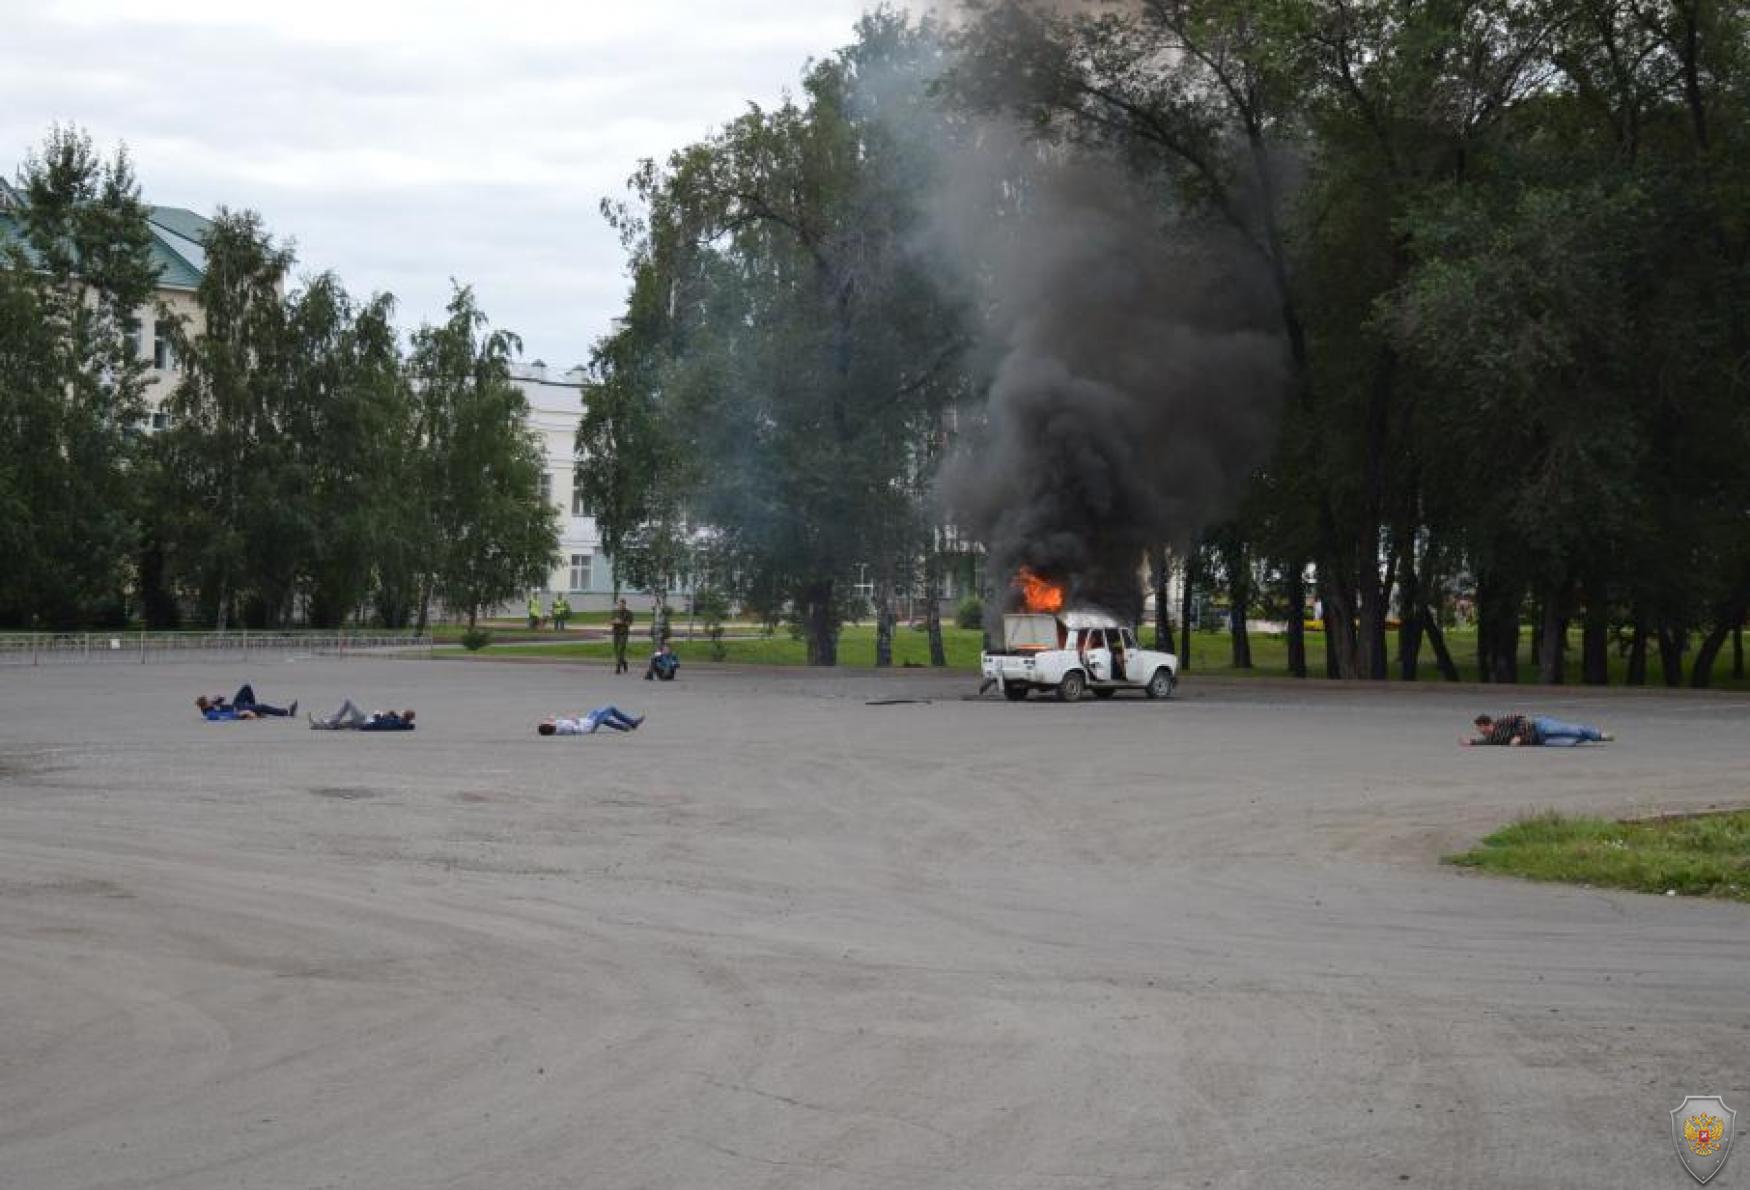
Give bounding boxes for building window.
[569,553,592,592]
[123,318,142,360]
[571,487,590,518]
[151,411,171,431]
[539,473,552,504]
[152,319,175,371]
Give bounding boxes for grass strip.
[476,625,990,669]
[1445,810,1750,901]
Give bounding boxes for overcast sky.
[1,0,877,367]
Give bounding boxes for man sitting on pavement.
[645,643,679,682]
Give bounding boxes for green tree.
[153,209,295,629]
[407,285,558,629]
[575,258,685,605]
[598,12,964,666]
[0,127,157,627]
[281,277,411,627]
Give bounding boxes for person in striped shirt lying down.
[1463,713,1614,747]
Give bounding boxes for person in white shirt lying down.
[537,706,644,736]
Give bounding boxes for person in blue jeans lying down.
[308,700,416,731]
[196,684,296,719]
[1463,713,1615,747]
[537,707,644,736]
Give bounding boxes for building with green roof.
[1,175,215,428]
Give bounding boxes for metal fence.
[0,631,434,667]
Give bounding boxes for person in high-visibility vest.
[527,594,541,631]
[550,593,570,632]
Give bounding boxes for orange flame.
[1014,567,1066,614]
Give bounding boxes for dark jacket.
[359,714,415,732]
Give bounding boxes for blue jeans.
[586,706,640,733]
[232,684,291,716]
[1533,717,1603,746]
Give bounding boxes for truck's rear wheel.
[1002,683,1030,701]
[1144,667,1176,700]
[1057,670,1087,702]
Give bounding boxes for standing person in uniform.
[550,592,570,632]
[611,597,634,674]
[527,592,541,631]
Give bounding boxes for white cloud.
[2,0,878,362]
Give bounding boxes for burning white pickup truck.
[981,609,1179,702]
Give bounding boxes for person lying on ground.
[644,644,679,682]
[309,700,416,731]
[537,706,644,736]
[1463,714,1614,747]
[196,684,295,719]
[359,709,415,732]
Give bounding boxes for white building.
[511,361,626,610]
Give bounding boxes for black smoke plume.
[935,133,1287,625]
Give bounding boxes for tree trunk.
[1690,583,1750,689]
[1537,582,1570,685]
[1657,622,1685,687]
[1626,612,1648,686]
[214,571,230,633]
[1735,620,1744,680]
[1353,342,1397,682]
[1229,602,1252,668]
[924,545,946,668]
[1397,543,1424,682]
[1321,575,1360,679]
[1151,545,1172,651]
[1476,575,1521,684]
[804,579,837,667]
[1178,551,1196,672]
[1357,537,1393,681]
[874,570,895,669]
[1581,585,1610,686]
[1421,607,1461,681]
[1284,561,1307,679]
[1223,537,1252,669]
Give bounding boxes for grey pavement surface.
[1,658,1747,1190]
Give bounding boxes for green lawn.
[1446,811,1750,901]
[475,624,988,668]
[1176,625,1750,690]
[463,621,1749,688]
[432,613,618,640]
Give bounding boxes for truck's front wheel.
[1058,670,1087,702]
[1002,683,1030,701]
[1144,667,1176,700]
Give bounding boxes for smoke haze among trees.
[4,0,1746,689]
[584,0,1748,685]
